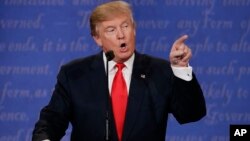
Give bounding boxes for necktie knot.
[116,63,125,71]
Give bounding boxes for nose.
[117,28,125,39]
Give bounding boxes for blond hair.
[89,1,134,36]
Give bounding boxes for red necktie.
[111,63,128,141]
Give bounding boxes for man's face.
[93,15,136,63]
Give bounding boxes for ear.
[93,35,102,47]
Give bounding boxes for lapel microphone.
[106,50,115,62]
[105,50,114,141]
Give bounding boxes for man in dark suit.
[32,1,206,141]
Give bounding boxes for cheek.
[128,33,136,44]
[102,38,117,50]
[128,29,136,38]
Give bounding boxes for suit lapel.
[89,52,107,107]
[89,52,118,140]
[123,52,150,140]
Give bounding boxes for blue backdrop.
[1,0,250,141]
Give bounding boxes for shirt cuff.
[171,65,193,81]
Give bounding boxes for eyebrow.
[105,20,129,28]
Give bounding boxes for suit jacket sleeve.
[170,73,206,124]
[139,54,206,125]
[32,65,71,141]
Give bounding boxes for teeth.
[120,43,126,48]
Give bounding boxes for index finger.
[173,34,189,46]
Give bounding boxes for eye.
[106,27,116,33]
[121,23,129,29]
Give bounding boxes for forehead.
[99,15,132,28]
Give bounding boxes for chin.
[114,54,131,62]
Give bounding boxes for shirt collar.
[103,52,135,72]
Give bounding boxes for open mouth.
[119,43,127,52]
[120,43,126,48]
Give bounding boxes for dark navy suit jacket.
[32,51,206,141]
